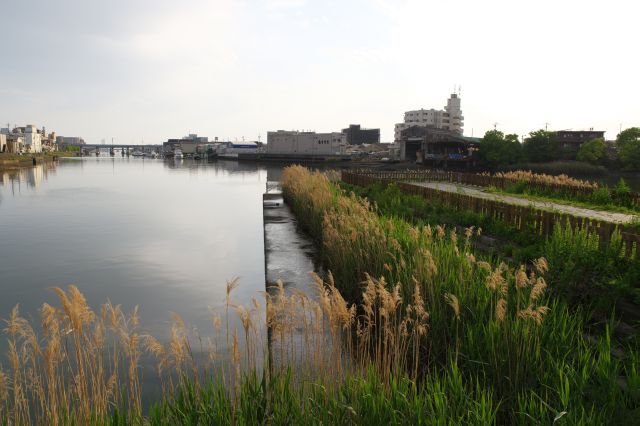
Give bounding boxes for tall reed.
[282,165,640,424]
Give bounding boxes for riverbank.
[0,152,77,171]
[280,165,640,424]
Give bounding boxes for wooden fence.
[348,169,640,207]
[342,171,640,258]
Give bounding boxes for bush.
[544,223,640,308]
[505,180,528,194]
[589,186,613,205]
[613,178,633,207]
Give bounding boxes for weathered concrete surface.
[410,181,637,224]
[263,191,334,371]
[263,193,321,294]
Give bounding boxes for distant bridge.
[82,144,162,151]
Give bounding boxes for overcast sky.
[1,0,638,143]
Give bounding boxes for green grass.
[494,177,640,214]
[142,368,502,425]
[339,179,640,312]
[486,186,639,216]
[339,181,542,262]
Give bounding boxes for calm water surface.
[0,158,274,344]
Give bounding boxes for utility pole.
[545,122,550,131]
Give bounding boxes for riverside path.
[410,181,637,224]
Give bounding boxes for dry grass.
[491,170,599,190]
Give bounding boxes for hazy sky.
[1,0,638,143]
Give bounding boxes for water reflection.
[0,161,58,192]
[0,158,270,346]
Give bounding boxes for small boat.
[174,149,183,159]
[132,150,144,157]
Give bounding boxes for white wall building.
[267,131,346,155]
[23,125,42,153]
[0,134,6,153]
[394,93,464,141]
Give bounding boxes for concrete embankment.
[263,185,334,368]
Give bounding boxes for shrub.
[613,178,633,207]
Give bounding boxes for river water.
[0,158,286,348]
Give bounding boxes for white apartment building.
[23,125,42,153]
[394,93,464,141]
[0,134,6,153]
[267,130,346,155]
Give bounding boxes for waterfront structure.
[0,134,6,153]
[6,135,24,153]
[341,124,380,145]
[1,124,69,153]
[398,125,479,168]
[214,142,260,155]
[163,133,209,155]
[267,130,346,155]
[56,136,85,146]
[394,93,464,141]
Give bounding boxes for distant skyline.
[1,0,638,144]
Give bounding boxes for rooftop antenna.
[458,85,462,96]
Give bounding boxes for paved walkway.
[410,181,637,224]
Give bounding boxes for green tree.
[617,127,640,170]
[576,137,605,164]
[522,129,557,163]
[479,130,522,169]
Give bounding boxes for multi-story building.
[22,125,42,153]
[553,130,605,159]
[6,135,24,153]
[0,134,6,153]
[267,130,346,156]
[394,93,464,141]
[2,125,64,153]
[341,124,380,145]
[55,136,85,145]
[163,133,209,155]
